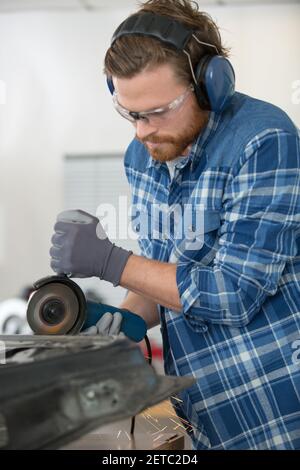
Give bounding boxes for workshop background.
[0,0,299,353]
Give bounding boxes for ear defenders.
[106,12,235,113]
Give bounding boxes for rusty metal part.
[0,335,195,449]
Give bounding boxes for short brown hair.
[104,0,229,85]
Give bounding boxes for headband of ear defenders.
[111,12,195,52]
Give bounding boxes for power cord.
[130,334,152,435]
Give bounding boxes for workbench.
[63,400,192,450]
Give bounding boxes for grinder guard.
[27,276,87,335]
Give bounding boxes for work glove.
[49,209,132,286]
[80,311,123,336]
[81,301,147,342]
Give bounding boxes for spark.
[168,412,191,426]
[158,404,189,427]
[169,418,186,430]
[125,431,132,441]
[151,426,167,436]
[145,419,161,432]
[138,414,153,436]
[153,433,164,442]
[145,413,159,424]
[150,414,159,423]
[171,396,183,403]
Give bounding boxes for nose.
[135,119,158,141]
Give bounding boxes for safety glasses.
[112,84,194,125]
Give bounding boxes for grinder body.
[27,275,147,342]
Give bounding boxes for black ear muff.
[194,55,213,110]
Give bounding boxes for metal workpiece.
[0,335,195,450]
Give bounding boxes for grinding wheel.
[27,278,86,335]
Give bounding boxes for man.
[50,0,300,450]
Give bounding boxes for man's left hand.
[49,209,132,286]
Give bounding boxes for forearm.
[119,290,160,329]
[120,255,182,312]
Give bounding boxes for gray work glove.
[81,312,123,336]
[50,210,132,286]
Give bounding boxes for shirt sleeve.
[176,129,300,328]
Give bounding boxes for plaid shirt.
[124,92,300,450]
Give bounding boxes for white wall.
[0,3,299,302]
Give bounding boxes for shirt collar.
[145,111,222,172]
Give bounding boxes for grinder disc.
[27,282,82,335]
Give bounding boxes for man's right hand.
[81,311,123,336]
[80,303,147,342]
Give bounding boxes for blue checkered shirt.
[124,92,300,450]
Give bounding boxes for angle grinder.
[26,275,147,342]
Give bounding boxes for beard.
[136,104,208,163]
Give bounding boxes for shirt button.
[162,234,168,240]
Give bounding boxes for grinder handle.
[83,301,147,343]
